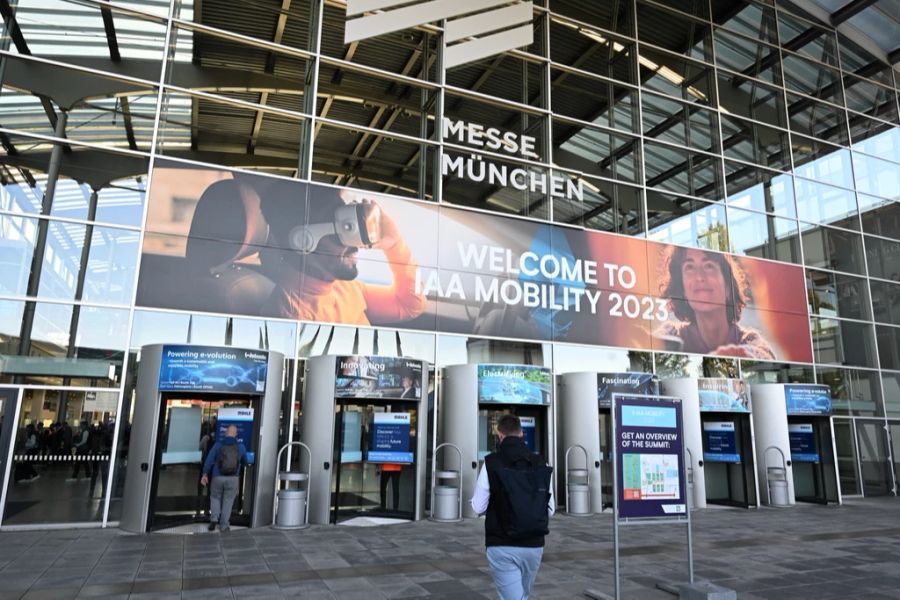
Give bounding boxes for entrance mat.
[155,522,248,535]
[338,516,410,527]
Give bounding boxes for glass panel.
[715,1,778,44]
[832,419,860,495]
[891,422,900,493]
[321,63,436,139]
[180,0,314,53]
[553,120,640,182]
[0,214,38,297]
[791,137,854,189]
[724,162,795,217]
[554,178,645,236]
[817,367,883,417]
[549,0,635,36]
[739,360,814,384]
[6,0,167,67]
[646,193,729,252]
[878,324,900,369]
[865,235,900,281]
[856,420,892,496]
[794,178,859,230]
[782,53,843,106]
[3,389,117,524]
[860,196,900,240]
[801,226,866,276]
[168,24,311,115]
[639,48,715,105]
[837,34,894,86]
[811,317,878,368]
[642,92,719,152]
[844,75,900,122]
[158,89,308,177]
[713,29,782,84]
[643,142,723,201]
[716,71,786,127]
[550,69,637,132]
[871,279,900,326]
[807,269,871,321]
[445,93,546,155]
[313,122,434,201]
[636,2,712,62]
[549,22,637,83]
[776,13,838,66]
[852,152,900,201]
[727,206,800,263]
[787,93,849,146]
[850,119,900,162]
[653,352,703,378]
[446,55,546,109]
[884,373,900,417]
[720,115,790,170]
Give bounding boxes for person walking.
[69,422,92,481]
[470,414,554,600]
[200,425,248,532]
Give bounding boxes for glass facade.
[0,0,898,526]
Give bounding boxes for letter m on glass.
[344,0,534,69]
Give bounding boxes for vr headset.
[288,202,382,253]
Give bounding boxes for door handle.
[323,461,330,470]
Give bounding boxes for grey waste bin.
[433,485,460,521]
[275,489,307,528]
[768,468,790,507]
[567,482,590,515]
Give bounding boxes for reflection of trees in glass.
[702,357,738,378]
[697,222,733,253]
[629,351,653,373]
[524,368,551,385]
[653,353,691,377]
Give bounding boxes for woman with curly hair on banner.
[656,246,775,359]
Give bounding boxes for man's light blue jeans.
[486,545,544,600]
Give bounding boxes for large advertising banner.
[615,394,687,519]
[477,364,552,405]
[158,345,268,394]
[334,356,424,400]
[598,372,658,409]
[137,160,812,362]
[784,384,832,415]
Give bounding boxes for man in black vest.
[470,414,555,600]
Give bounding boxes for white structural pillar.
[441,364,480,518]
[750,384,795,506]
[659,378,706,509]
[557,372,603,513]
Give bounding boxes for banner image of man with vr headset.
[261,185,426,325]
[136,162,427,328]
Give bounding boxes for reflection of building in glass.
[0,0,899,527]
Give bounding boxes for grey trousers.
[209,476,239,529]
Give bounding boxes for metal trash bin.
[565,445,592,517]
[567,482,590,515]
[433,484,460,521]
[767,468,790,507]
[272,442,311,530]
[431,444,463,522]
[275,488,307,528]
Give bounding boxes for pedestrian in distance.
[200,424,248,532]
[470,414,555,600]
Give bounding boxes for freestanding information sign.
[591,393,693,600]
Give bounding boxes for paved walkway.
[1,498,899,599]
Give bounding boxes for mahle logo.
[344,0,534,69]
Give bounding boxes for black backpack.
[218,443,240,476]
[494,456,553,540]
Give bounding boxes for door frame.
[0,386,24,527]
[854,417,895,497]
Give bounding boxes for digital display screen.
[789,423,819,462]
[368,412,413,463]
[703,421,741,463]
[477,364,551,405]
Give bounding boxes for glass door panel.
[150,397,253,530]
[890,422,900,496]
[833,419,860,495]
[855,419,892,496]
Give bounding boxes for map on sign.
[622,454,680,501]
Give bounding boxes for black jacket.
[483,436,548,548]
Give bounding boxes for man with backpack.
[470,414,555,600]
[200,424,247,532]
